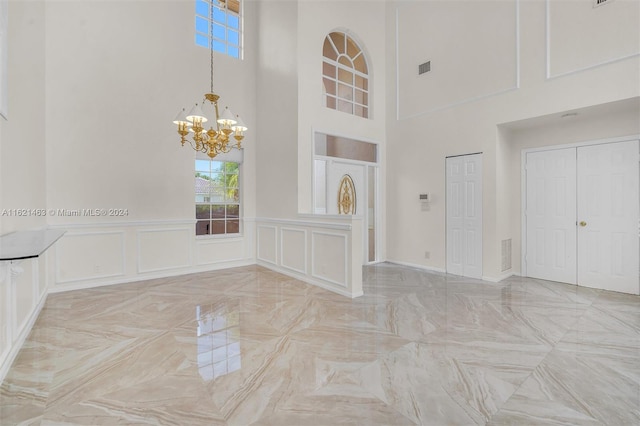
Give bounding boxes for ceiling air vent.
[418,61,431,75]
[593,0,613,8]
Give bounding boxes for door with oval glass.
[327,161,364,216]
[327,161,367,263]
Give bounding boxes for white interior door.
[577,140,639,294]
[524,139,639,295]
[446,154,483,279]
[525,148,577,284]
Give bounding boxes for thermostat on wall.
[419,193,431,202]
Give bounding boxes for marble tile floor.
[1,263,638,425]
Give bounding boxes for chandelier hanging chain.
[171,0,248,159]
[209,0,214,94]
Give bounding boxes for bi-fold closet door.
[525,140,639,295]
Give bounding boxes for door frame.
[445,152,483,279]
[520,134,640,278]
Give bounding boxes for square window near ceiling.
[213,39,226,54]
[195,0,242,59]
[213,24,225,40]
[196,16,210,35]
[228,15,239,30]
[228,30,239,46]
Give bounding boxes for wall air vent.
[593,0,613,8]
[418,61,431,75]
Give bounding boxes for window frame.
[195,0,243,59]
[195,158,243,238]
[322,31,370,118]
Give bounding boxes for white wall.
[0,0,49,383]
[255,0,299,219]
[386,0,640,280]
[41,0,258,291]
[1,0,46,233]
[45,0,256,224]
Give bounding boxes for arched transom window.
[322,32,369,118]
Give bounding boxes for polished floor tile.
[0,264,638,425]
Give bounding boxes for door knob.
[579,221,587,227]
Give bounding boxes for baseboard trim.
[482,271,516,283]
[386,260,447,274]
[256,260,363,299]
[49,259,255,294]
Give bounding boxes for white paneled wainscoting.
[1,216,364,382]
[49,219,256,293]
[256,216,363,298]
[0,219,255,384]
[0,255,49,385]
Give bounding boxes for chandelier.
[172,1,247,159]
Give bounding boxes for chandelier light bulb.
[186,103,208,123]
[231,115,247,132]
[172,108,189,125]
[217,107,237,126]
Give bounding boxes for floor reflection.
[196,305,241,381]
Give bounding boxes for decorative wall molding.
[55,231,126,284]
[395,0,520,119]
[311,230,348,288]
[256,216,352,231]
[545,0,640,79]
[256,217,362,298]
[49,259,255,294]
[137,227,192,274]
[51,221,253,291]
[195,237,246,266]
[0,258,48,386]
[256,260,358,299]
[48,219,196,230]
[280,227,307,275]
[256,225,278,265]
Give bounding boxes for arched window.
[322,31,369,118]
